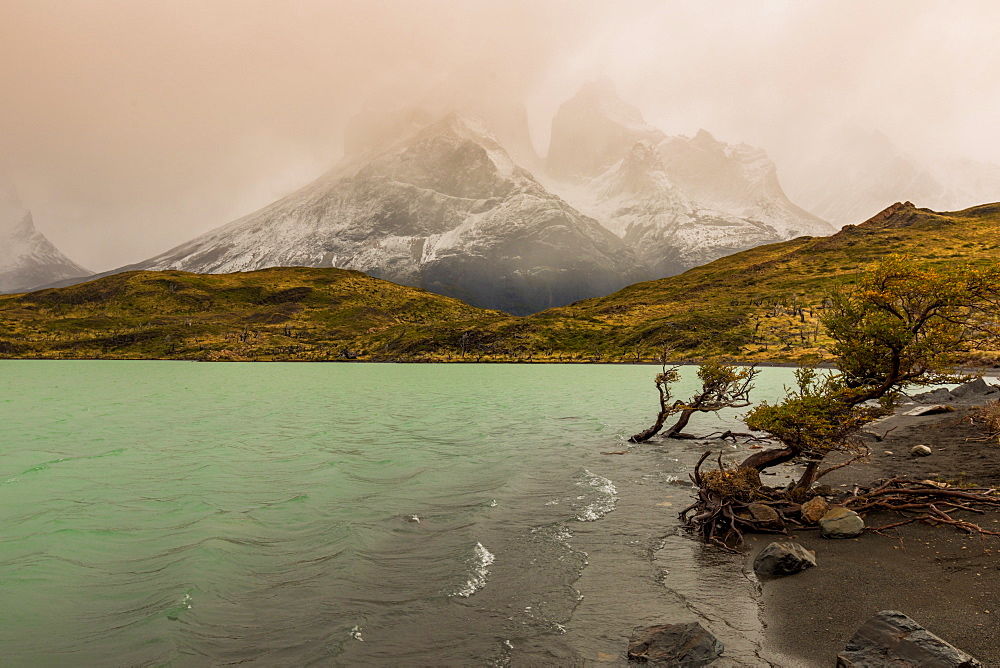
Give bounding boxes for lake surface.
[0,361,801,666]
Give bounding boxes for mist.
[2,0,998,272]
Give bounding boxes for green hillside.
[0,267,504,361]
[2,202,998,364]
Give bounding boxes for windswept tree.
[684,255,1000,546]
[740,254,1000,487]
[630,360,758,443]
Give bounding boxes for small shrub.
[978,400,1000,444]
[701,466,762,503]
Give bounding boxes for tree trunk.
[664,408,697,438]
[629,385,669,443]
[790,460,820,494]
[629,414,667,443]
[739,446,800,471]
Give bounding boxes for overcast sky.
[2,0,998,272]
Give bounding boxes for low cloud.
[1,0,997,270]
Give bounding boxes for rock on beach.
[800,496,829,524]
[753,541,816,577]
[747,502,783,529]
[837,610,983,667]
[627,622,723,666]
[819,507,864,538]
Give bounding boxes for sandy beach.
[749,388,1000,666]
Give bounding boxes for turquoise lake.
[0,361,802,666]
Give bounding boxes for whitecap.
[450,542,496,597]
[575,469,618,522]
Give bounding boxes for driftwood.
[862,425,899,442]
[679,458,1000,551]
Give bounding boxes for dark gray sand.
[750,396,1000,666]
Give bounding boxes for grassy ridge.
[0,267,503,361]
[2,202,999,363]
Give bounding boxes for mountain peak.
[853,201,920,230]
[354,111,523,194]
[606,140,670,196]
[692,128,718,145]
[547,82,663,182]
[423,112,497,144]
[0,192,90,293]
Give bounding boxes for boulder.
[819,507,864,538]
[911,387,954,404]
[904,404,955,416]
[910,445,932,457]
[753,541,816,577]
[837,610,983,667]
[627,622,723,666]
[949,377,994,399]
[800,496,829,524]
[747,502,783,529]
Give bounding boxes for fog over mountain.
[74,79,829,312]
[780,126,1000,228]
[1,0,998,274]
[0,186,90,293]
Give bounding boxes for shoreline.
[747,387,1000,666]
[7,357,1000,377]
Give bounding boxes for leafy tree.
[630,360,758,443]
[739,255,1000,491]
[824,254,1000,401]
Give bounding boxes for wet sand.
[750,393,1000,666]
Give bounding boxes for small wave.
[350,625,364,642]
[575,470,618,522]
[450,542,495,598]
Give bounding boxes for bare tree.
[630,361,758,443]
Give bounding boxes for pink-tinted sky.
[2,0,998,271]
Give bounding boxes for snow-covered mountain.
[561,141,785,275]
[0,187,90,293]
[781,127,1000,228]
[134,115,640,315]
[545,82,833,270]
[656,130,831,239]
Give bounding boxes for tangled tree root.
[844,477,1000,538]
[678,452,794,552]
[679,454,1000,552]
